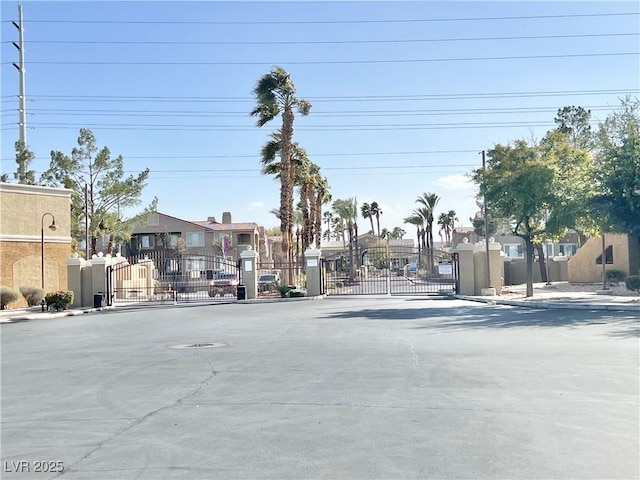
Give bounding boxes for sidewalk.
[0,305,110,323]
[457,281,640,312]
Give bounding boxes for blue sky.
[1,1,638,240]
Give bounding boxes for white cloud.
[246,201,265,212]
[433,174,475,191]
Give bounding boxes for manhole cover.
[170,343,227,349]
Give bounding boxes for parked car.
[208,273,239,297]
[258,273,280,293]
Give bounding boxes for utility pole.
[12,4,27,155]
[481,150,492,290]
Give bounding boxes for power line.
[18,105,616,118]
[5,52,636,66]
[10,11,638,25]
[14,88,638,103]
[13,120,604,131]
[0,149,480,162]
[4,32,637,46]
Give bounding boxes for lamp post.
[545,207,551,285]
[41,212,57,290]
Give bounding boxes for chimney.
[207,216,217,224]
[222,212,232,224]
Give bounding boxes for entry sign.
[438,260,453,275]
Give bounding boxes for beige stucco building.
[0,183,72,307]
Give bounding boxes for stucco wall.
[568,234,631,283]
[0,183,72,307]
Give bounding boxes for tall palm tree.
[251,66,311,282]
[370,201,383,237]
[437,212,452,245]
[447,210,459,245]
[416,193,440,270]
[361,202,375,235]
[322,210,333,239]
[313,177,331,248]
[403,213,424,265]
[333,198,359,281]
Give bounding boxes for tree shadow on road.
[321,301,639,338]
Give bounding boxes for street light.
[41,212,57,290]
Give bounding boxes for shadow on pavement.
[322,302,640,338]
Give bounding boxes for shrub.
[625,275,640,293]
[276,285,293,298]
[0,286,21,309]
[288,289,307,298]
[20,286,45,307]
[44,290,74,311]
[606,269,626,282]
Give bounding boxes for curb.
[0,306,114,323]
[455,295,640,312]
[239,295,326,304]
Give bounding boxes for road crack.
[55,358,218,477]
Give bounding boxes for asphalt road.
[1,297,638,479]
[329,276,456,295]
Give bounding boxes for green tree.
[40,128,157,255]
[554,105,593,149]
[251,67,311,280]
[14,141,37,185]
[472,135,592,296]
[590,98,640,237]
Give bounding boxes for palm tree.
[437,212,452,245]
[391,227,406,239]
[403,213,424,265]
[313,177,331,248]
[361,202,375,235]
[333,198,359,281]
[251,66,311,282]
[416,193,440,270]
[370,201,383,237]
[447,210,459,245]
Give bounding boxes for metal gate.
[324,245,458,296]
[106,252,240,306]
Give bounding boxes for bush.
[625,275,640,293]
[0,286,21,309]
[288,289,307,298]
[44,290,74,311]
[606,269,626,282]
[20,286,45,307]
[276,285,293,298]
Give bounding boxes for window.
[186,257,205,272]
[165,233,179,248]
[186,232,205,247]
[559,243,578,257]
[237,233,251,245]
[503,244,523,258]
[596,246,614,265]
[545,243,554,257]
[139,235,154,249]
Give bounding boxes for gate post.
[240,247,258,300]
[456,239,476,295]
[66,255,86,308]
[304,248,322,297]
